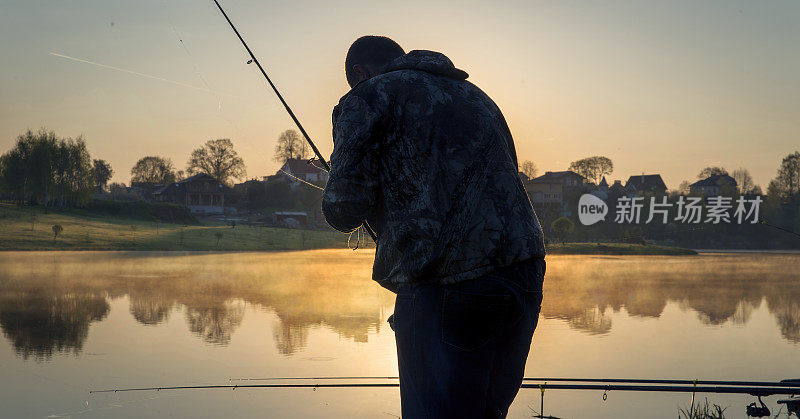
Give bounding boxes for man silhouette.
[322,36,546,419]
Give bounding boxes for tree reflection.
[129,295,174,325]
[186,300,245,345]
[567,307,612,335]
[766,295,800,343]
[541,254,800,339]
[272,316,309,355]
[1,251,799,362]
[0,290,108,361]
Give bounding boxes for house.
[591,177,610,199]
[130,182,165,200]
[525,171,588,207]
[277,158,328,187]
[152,173,238,214]
[274,211,308,228]
[625,174,668,195]
[609,180,626,195]
[690,174,737,197]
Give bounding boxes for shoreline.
[545,242,697,255]
[3,247,797,255]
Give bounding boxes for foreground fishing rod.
[227,376,800,388]
[209,0,377,241]
[89,382,800,397]
[90,378,800,417]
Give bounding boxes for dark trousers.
[390,258,545,419]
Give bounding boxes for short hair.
[345,36,405,87]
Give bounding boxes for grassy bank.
[1,204,696,254]
[547,242,697,255]
[0,204,350,251]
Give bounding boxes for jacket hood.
[381,50,469,80]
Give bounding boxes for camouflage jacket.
[322,50,545,292]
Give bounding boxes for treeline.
[550,155,800,248]
[0,129,250,209]
[0,130,97,208]
[125,138,246,189]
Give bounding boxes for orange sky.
[1,0,798,189]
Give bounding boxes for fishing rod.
[761,221,800,239]
[209,0,377,242]
[227,376,800,388]
[210,0,325,171]
[89,382,800,397]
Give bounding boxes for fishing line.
[761,221,800,239]
[161,0,255,147]
[278,169,323,191]
[208,0,377,242]
[277,169,366,249]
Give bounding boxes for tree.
[0,129,93,208]
[520,160,538,181]
[732,168,754,194]
[568,156,613,185]
[52,224,63,242]
[130,156,177,185]
[187,138,246,185]
[273,129,309,163]
[697,166,728,179]
[93,159,113,191]
[677,180,691,195]
[550,217,574,243]
[774,152,800,202]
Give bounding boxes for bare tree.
[187,138,246,185]
[568,156,613,185]
[519,160,538,181]
[273,129,309,163]
[732,168,754,194]
[677,180,691,195]
[697,166,728,179]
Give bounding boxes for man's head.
[345,36,405,88]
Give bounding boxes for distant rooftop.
[691,173,737,188]
[529,170,587,184]
[281,158,326,175]
[625,174,667,192]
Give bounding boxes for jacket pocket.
[441,289,510,351]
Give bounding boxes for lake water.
[1,251,799,418]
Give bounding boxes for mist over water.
[0,251,799,418]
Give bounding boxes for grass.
[1,204,696,254]
[0,203,353,251]
[547,242,697,255]
[678,398,728,419]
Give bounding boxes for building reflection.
[0,251,798,361]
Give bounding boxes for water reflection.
[0,290,108,361]
[0,251,390,359]
[540,254,800,341]
[0,251,798,361]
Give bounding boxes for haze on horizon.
[1,0,798,189]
